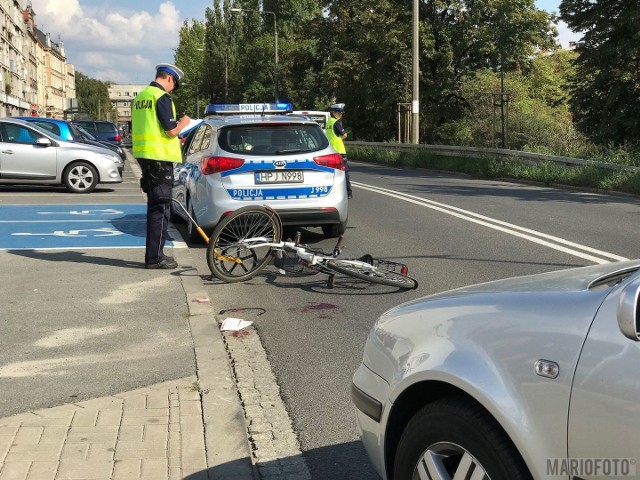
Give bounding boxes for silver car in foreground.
[172,104,348,242]
[0,118,123,193]
[352,260,640,480]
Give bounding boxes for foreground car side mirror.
[617,276,640,340]
[35,137,52,147]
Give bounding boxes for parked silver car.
[172,103,348,242]
[352,260,640,480]
[0,118,123,193]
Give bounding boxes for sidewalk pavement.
[0,160,257,480]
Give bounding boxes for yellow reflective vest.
[325,116,346,154]
[131,85,182,162]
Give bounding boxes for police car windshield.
[219,125,329,156]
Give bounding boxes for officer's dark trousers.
[342,154,352,196]
[139,159,174,265]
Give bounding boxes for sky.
[30,0,582,85]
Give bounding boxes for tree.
[435,50,587,154]
[75,71,115,120]
[173,19,206,117]
[560,0,640,146]
[416,0,556,142]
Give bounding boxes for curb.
[131,155,257,479]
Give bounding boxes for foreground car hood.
[365,260,640,386]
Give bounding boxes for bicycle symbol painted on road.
[11,228,123,238]
[37,209,125,216]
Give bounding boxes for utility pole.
[411,0,419,144]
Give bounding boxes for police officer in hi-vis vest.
[132,63,190,269]
[325,103,352,199]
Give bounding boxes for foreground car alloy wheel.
[393,397,531,480]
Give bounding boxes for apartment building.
[108,83,146,131]
[0,0,75,117]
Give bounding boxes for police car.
[172,103,348,242]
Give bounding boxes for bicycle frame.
[220,237,379,275]
[205,205,418,289]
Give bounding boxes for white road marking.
[353,182,628,264]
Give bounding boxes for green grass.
[349,146,640,196]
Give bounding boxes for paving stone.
[13,427,43,445]
[112,458,140,479]
[56,459,114,479]
[39,426,68,445]
[0,461,30,480]
[140,458,168,479]
[95,410,122,427]
[26,461,57,480]
[117,426,144,443]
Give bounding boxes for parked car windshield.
[73,124,97,141]
[218,124,329,156]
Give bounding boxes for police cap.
[156,63,184,90]
[329,103,345,112]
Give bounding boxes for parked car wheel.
[393,396,531,480]
[322,220,347,238]
[63,161,99,193]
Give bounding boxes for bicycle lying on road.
[173,202,418,290]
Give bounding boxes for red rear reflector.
[401,265,408,276]
[201,156,244,175]
[313,153,344,170]
[115,134,121,142]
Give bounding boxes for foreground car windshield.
[218,124,329,155]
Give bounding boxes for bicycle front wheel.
[207,206,282,283]
[326,260,419,289]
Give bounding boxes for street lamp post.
[411,0,419,144]
[230,7,278,102]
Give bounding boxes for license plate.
[255,170,304,184]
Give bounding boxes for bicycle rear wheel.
[326,260,419,289]
[207,206,282,283]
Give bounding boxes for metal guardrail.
[348,141,640,173]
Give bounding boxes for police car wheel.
[186,201,204,244]
[322,221,347,238]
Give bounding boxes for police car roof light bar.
[204,102,293,116]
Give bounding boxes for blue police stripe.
[227,185,332,200]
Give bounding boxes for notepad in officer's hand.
[179,118,204,138]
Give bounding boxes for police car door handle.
[2,149,14,154]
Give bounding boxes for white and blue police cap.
[330,103,345,112]
[156,63,184,81]
[156,63,184,90]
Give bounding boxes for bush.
[349,145,640,196]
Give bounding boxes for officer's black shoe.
[162,255,175,263]
[145,258,178,269]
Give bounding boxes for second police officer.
[325,103,353,199]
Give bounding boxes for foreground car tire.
[393,396,531,480]
[63,161,98,193]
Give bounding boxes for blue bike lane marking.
[0,204,182,250]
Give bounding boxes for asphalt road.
[3,155,638,478]
[0,157,195,418]
[178,160,640,479]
